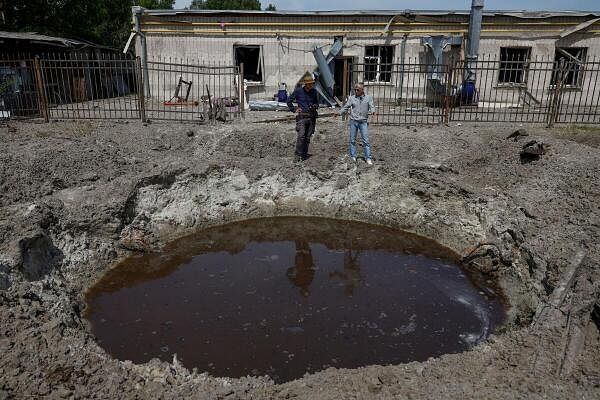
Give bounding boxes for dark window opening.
[551,47,587,87]
[364,45,394,83]
[498,47,531,84]
[234,45,263,83]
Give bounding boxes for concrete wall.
[474,33,600,107]
[143,34,457,103]
[139,13,600,108]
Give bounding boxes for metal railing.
[40,53,142,121]
[145,57,243,122]
[350,54,600,126]
[0,53,243,123]
[349,58,449,125]
[0,55,42,119]
[448,55,600,125]
[2,52,599,126]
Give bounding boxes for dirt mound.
[0,118,598,398]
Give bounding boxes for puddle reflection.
[86,217,505,383]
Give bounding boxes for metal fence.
[145,57,243,122]
[40,54,142,121]
[350,59,449,125]
[2,52,599,126]
[0,55,41,119]
[350,54,600,126]
[0,53,243,123]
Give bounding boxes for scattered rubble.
[520,139,549,163]
[506,128,529,141]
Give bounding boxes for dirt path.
[0,117,599,399]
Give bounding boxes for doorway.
[334,56,354,101]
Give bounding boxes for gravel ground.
[0,115,599,399]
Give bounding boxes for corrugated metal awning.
[0,31,86,47]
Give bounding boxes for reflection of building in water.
[329,250,364,296]
[286,240,315,297]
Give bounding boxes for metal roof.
[0,31,120,51]
[142,9,600,19]
[0,31,87,47]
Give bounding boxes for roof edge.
[141,9,600,19]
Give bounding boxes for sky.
[173,0,600,11]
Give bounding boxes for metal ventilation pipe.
[466,0,484,83]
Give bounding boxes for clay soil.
[0,114,599,399]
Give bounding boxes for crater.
[85,217,505,383]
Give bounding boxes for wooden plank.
[556,48,583,66]
[32,57,49,122]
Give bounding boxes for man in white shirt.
[338,83,376,165]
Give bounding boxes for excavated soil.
[0,115,599,399]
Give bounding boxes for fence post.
[33,57,49,122]
[135,56,146,123]
[239,62,245,119]
[444,60,453,124]
[550,87,559,128]
[547,81,557,128]
[554,62,566,126]
[547,58,565,128]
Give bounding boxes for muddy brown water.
[85,217,505,383]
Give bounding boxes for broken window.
[498,47,531,85]
[364,45,394,83]
[551,47,587,87]
[234,45,264,83]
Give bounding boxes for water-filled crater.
[86,217,505,383]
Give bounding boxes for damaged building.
[133,7,600,109]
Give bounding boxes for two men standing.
[288,76,375,165]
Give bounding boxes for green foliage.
[265,3,276,11]
[190,0,261,10]
[135,0,176,9]
[0,0,175,48]
[0,78,18,95]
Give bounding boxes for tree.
[265,4,276,11]
[134,0,175,9]
[0,0,175,48]
[190,0,261,10]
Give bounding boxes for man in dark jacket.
[287,73,319,161]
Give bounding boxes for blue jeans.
[349,119,371,160]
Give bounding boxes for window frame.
[497,47,532,87]
[550,47,587,89]
[233,44,265,85]
[363,45,395,84]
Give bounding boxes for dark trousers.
[295,115,316,159]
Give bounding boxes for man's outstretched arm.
[339,97,352,116]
